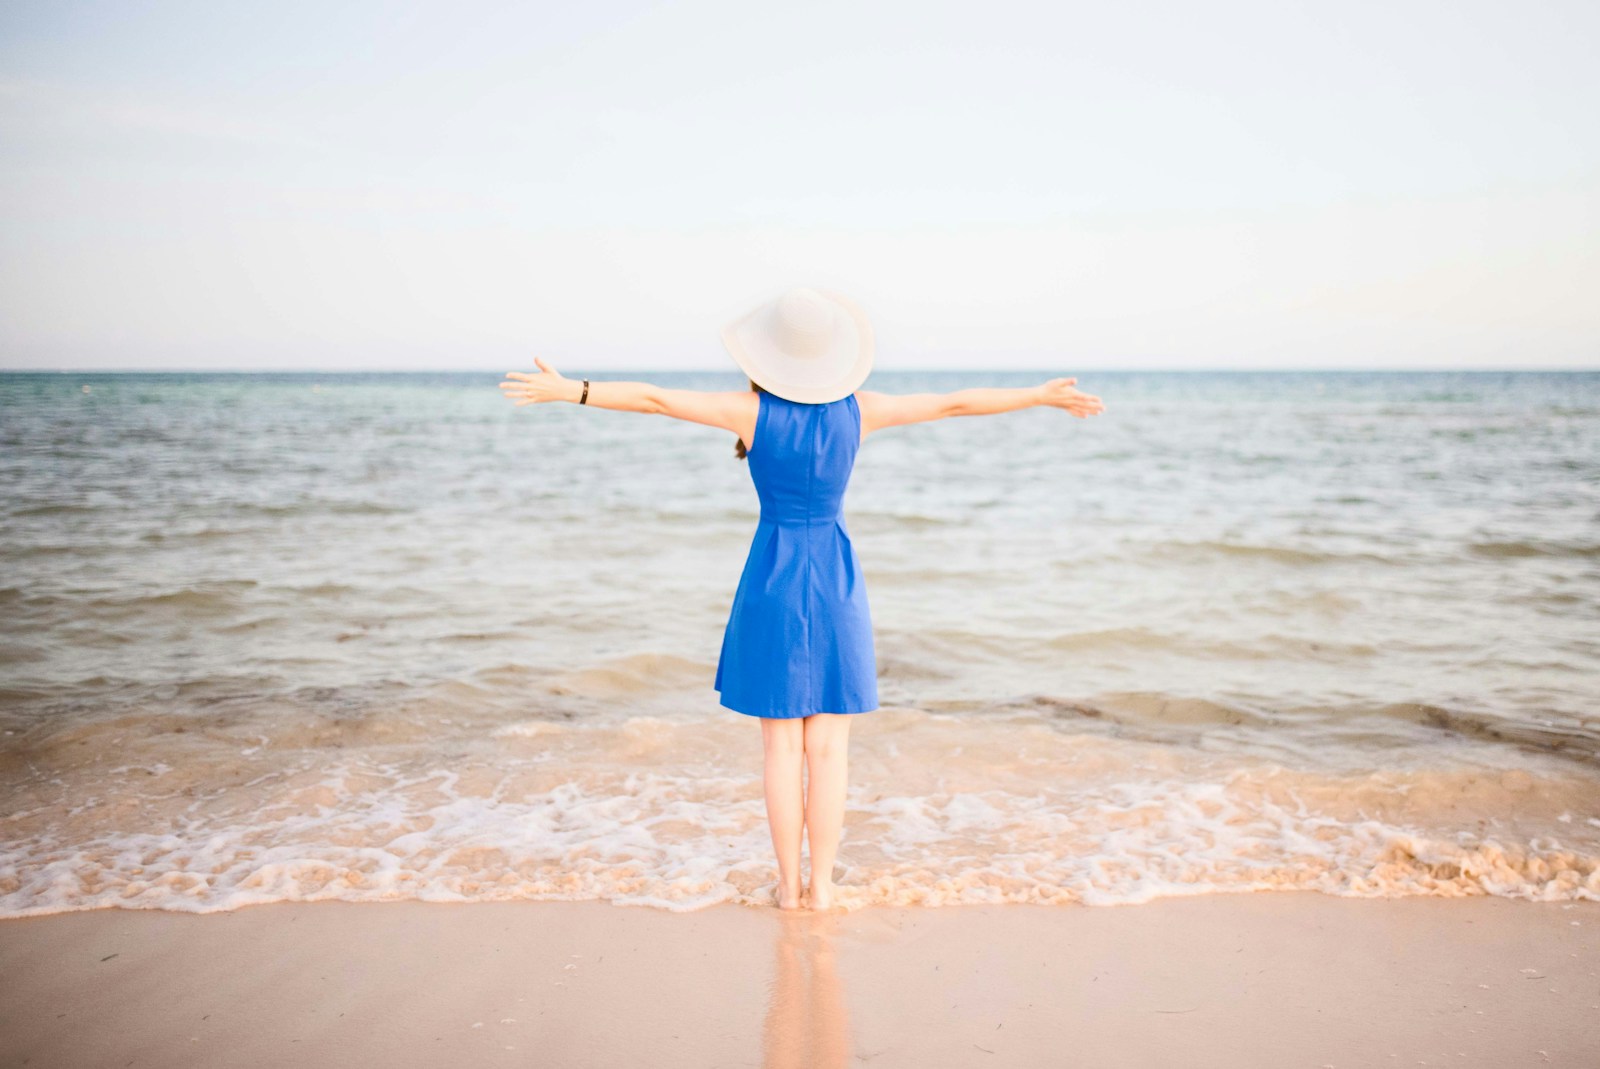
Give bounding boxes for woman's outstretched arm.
[500,359,756,438]
[857,377,1105,438]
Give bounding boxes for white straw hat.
[720,287,874,404]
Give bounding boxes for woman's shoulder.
[850,389,882,416]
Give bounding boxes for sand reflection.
[763,912,851,1069]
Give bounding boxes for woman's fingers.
[499,379,546,403]
[1056,386,1105,416]
[504,360,559,387]
[501,378,558,405]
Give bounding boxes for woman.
[500,287,1105,911]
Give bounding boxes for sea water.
[1,369,1596,914]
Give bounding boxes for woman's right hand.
[1038,377,1106,418]
[500,358,572,405]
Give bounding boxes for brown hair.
[734,379,766,460]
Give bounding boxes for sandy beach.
[3,893,1595,1068]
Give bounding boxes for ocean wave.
[278,581,360,598]
[240,500,406,518]
[90,581,260,617]
[0,750,1593,918]
[544,652,710,699]
[5,503,102,518]
[1017,691,1270,729]
[1142,540,1396,566]
[1468,540,1600,560]
[851,511,962,529]
[1353,701,1600,758]
[138,525,275,544]
[0,642,48,665]
[1006,692,1599,759]
[1043,627,1378,662]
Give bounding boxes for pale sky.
[1,1,1596,371]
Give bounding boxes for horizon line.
[4,365,1599,375]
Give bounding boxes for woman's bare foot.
[777,884,804,911]
[808,879,836,911]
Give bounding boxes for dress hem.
[716,691,878,719]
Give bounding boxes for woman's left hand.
[500,359,571,405]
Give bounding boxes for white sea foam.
[1,712,1595,917]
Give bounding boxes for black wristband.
[579,379,590,405]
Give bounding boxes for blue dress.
[714,390,879,718]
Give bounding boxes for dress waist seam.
[757,515,843,528]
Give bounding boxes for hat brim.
[720,289,874,404]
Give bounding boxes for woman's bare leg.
[802,713,853,911]
[761,717,806,909]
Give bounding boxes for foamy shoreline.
[5,707,1597,917]
[2,894,1595,1067]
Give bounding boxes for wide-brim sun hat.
[720,287,874,404]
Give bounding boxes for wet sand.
[2,893,1596,1068]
